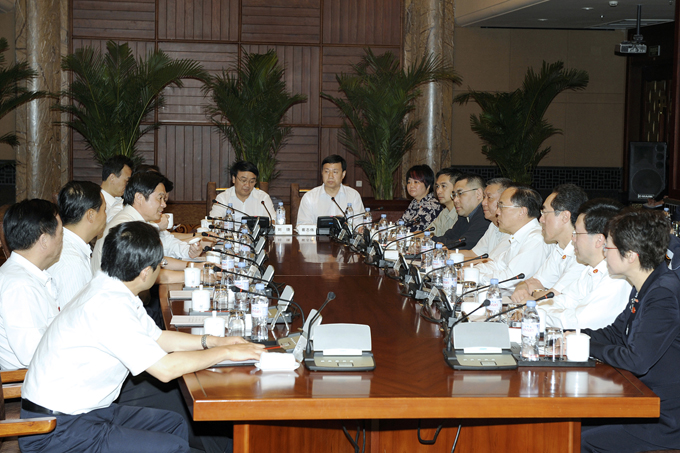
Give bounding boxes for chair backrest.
[206,182,228,216]
[0,204,11,260]
[289,184,312,226]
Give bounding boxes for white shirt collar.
[8,252,53,288]
[509,218,540,243]
[63,228,91,259]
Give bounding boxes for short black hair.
[230,161,259,179]
[578,198,623,235]
[436,167,461,184]
[322,154,347,172]
[550,184,588,227]
[456,173,485,190]
[58,181,104,226]
[509,186,542,219]
[486,177,512,191]
[4,199,59,251]
[123,171,167,206]
[132,165,174,192]
[102,155,134,181]
[101,221,164,282]
[406,164,435,194]
[607,210,669,271]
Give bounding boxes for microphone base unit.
[303,351,376,372]
[274,224,293,235]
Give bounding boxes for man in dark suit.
[433,173,489,250]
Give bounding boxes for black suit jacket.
[433,204,489,250]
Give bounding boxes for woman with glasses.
[399,165,442,233]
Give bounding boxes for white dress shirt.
[23,272,166,414]
[531,241,585,293]
[472,223,510,260]
[475,219,549,292]
[101,189,124,224]
[47,228,93,311]
[540,259,632,330]
[0,253,58,370]
[209,187,276,223]
[296,184,365,226]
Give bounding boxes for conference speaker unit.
[628,141,667,202]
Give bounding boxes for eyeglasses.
[603,246,618,250]
[452,188,477,199]
[540,209,560,216]
[237,177,257,185]
[497,203,520,210]
[571,231,589,237]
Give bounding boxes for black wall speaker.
[628,142,667,202]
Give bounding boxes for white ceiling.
[456,0,676,29]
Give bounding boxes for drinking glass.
[545,326,564,361]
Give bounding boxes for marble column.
[402,0,454,194]
[14,0,69,202]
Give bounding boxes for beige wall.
[452,27,627,167]
[0,12,15,161]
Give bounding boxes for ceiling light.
[538,18,548,21]
[582,7,594,10]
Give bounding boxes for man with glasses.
[430,167,460,236]
[474,185,549,293]
[511,184,588,303]
[209,161,276,222]
[538,199,631,329]
[461,178,512,260]
[433,173,489,249]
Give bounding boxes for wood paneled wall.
[70,0,403,204]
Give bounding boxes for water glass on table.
[544,326,564,361]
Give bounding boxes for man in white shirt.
[0,199,63,369]
[209,161,276,223]
[92,172,198,283]
[463,177,512,260]
[511,184,588,303]
[100,155,133,223]
[430,167,460,236]
[540,199,631,330]
[48,181,107,311]
[20,221,263,453]
[296,154,365,226]
[474,186,550,293]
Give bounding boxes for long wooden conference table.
[161,236,659,453]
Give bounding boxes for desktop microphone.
[213,266,279,296]
[483,291,554,322]
[452,273,526,315]
[207,224,257,242]
[445,299,491,352]
[304,292,337,356]
[383,226,435,249]
[211,200,249,218]
[330,197,347,217]
[228,285,293,303]
[203,245,264,270]
[260,201,273,222]
[229,284,297,329]
[423,253,489,278]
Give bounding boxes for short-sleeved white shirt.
[296,184,364,227]
[23,272,166,415]
[0,253,58,370]
[47,228,93,311]
[209,187,276,223]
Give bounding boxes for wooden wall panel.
[157,125,233,202]
[241,0,321,44]
[321,46,398,126]
[268,127,319,204]
[323,0,401,45]
[158,42,239,123]
[72,132,155,183]
[320,128,373,198]
[73,0,156,39]
[72,39,155,57]
[159,0,239,41]
[243,45,320,125]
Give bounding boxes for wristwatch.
[160,258,169,268]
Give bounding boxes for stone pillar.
[14,0,69,202]
[402,0,454,194]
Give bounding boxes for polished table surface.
[162,236,659,452]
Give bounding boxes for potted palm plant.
[322,48,460,200]
[0,37,49,147]
[203,49,307,187]
[57,40,207,165]
[455,60,589,185]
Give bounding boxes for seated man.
[474,185,549,293]
[430,167,460,236]
[19,221,264,453]
[581,210,680,453]
[92,171,199,282]
[100,155,133,223]
[462,177,512,260]
[511,184,588,303]
[0,199,62,369]
[297,154,364,226]
[539,200,631,330]
[433,173,489,250]
[209,160,276,222]
[48,181,107,311]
